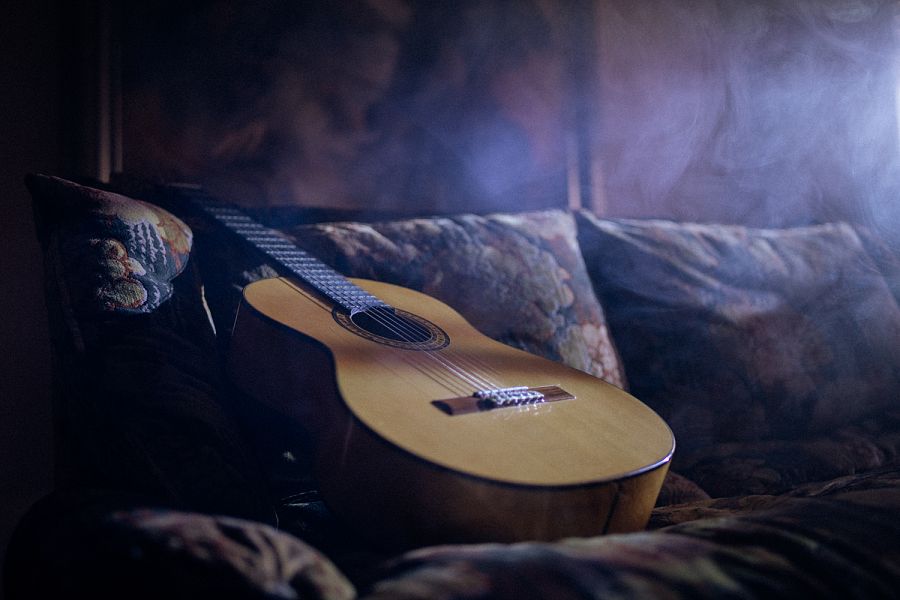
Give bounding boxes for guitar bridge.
[474,386,545,407]
[432,386,575,416]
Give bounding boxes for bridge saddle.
[433,385,575,416]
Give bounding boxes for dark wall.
[120,0,586,214]
[0,1,59,584]
[117,0,900,234]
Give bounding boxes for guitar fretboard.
[183,188,387,315]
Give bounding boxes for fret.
[258,241,298,249]
[184,189,386,313]
[225,226,262,235]
[216,216,257,226]
[277,256,317,264]
[246,236,286,246]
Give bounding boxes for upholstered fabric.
[8,474,899,599]
[649,465,900,529]
[27,174,192,315]
[17,180,900,597]
[576,212,900,452]
[359,468,900,599]
[25,175,272,523]
[857,225,900,307]
[676,406,900,498]
[285,210,625,387]
[5,491,354,600]
[654,471,710,507]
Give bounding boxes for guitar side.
[228,276,674,546]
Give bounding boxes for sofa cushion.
[4,490,354,600]
[360,467,900,599]
[857,225,900,307]
[283,210,625,387]
[576,213,900,452]
[26,175,272,522]
[649,464,900,528]
[673,405,900,498]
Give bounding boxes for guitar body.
[228,276,674,546]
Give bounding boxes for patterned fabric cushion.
[654,471,710,507]
[649,465,900,529]
[284,210,625,387]
[576,212,900,452]
[676,406,900,498]
[857,225,900,307]
[359,467,900,599]
[5,491,354,600]
[27,174,192,315]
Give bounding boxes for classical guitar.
[188,190,675,546]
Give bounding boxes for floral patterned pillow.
[285,210,626,388]
[27,174,193,315]
[576,212,900,452]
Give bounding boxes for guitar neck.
[181,187,386,315]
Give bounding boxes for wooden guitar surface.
[229,276,674,546]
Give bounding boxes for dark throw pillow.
[576,212,900,453]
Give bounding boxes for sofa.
[5,173,900,598]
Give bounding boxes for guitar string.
[318,280,512,393]
[199,199,506,395]
[345,296,507,383]
[370,310,507,388]
[441,349,505,387]
[331,298,499,395]
[399,353,474,396]
[325,287,505,394]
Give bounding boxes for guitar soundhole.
[353,307,431,342]
[333,306,450,350]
